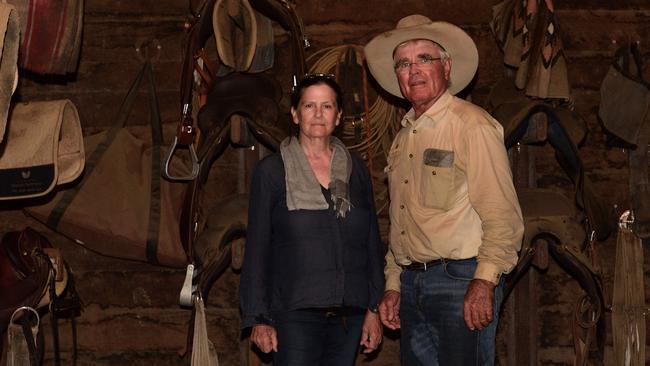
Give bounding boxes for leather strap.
[175,0,218,263]
[47,258,61,366]
[145,59,163,265]
[20,315,40,366]
[177,0,218,147]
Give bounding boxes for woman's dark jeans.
[272,308,364,366]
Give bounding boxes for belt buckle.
[423,261,427,271]
[325,311,337,317]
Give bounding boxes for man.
[364,15,525,365]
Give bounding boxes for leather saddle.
[174,0,307,307]
[196,72,282,176]
[488,78,615,241]
[0,228,52,333]
[505,189,606,365]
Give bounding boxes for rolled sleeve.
[384,249,403,292]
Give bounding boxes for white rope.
[307,46,396,156]
[307,45,400,215]
[612,217,646,366]
[191,297,219,366]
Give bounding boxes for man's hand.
[463,279,496,331]
[251,324,277,353]
[378,290,401,330]
[360,310,383,353]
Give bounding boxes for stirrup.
[162,136,200,181]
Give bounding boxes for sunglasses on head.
[292,73,336,92]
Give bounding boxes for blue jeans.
[399,258,504,366]
[272,308,364,366]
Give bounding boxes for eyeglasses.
[394,57,442,73]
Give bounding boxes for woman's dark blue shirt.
[239,153,384,329]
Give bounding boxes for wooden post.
[505,143,538,365]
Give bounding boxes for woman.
[240,74,384,365]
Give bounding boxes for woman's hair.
[290,74,343,112]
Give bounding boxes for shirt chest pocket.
[419,148,455,210]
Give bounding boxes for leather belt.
[402,258,444,271]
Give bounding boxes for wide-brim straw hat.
[213,0,257,72]
[364,14,479,98]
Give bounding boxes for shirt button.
[412,129,417,134]
[432,170,437,175]
[404,179,408,184]
[406,256,411,260]
[408,153,413,158]
[400,204,405,209]
[401,230,406,235]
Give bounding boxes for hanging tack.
[618,210,635,230]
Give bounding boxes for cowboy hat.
[364,14,479,98]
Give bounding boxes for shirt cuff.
[240,313,274,330]
[385,273,402,292]
[474,261,502,285]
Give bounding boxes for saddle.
[197,72,281,166]
[172,0,306,267]
[193,194,248,298]
[0,227,53,333]
[1,228,80,365]
[488,76,609,364]
[169,5,307,364]
[505,189,606,365]
[166,0,304,183]
[488,78,615,241]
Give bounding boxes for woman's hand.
[360,310,383,353]
[251,324,278,353]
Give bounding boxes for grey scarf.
[280,136,353,218]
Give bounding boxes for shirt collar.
[402,90,453,128]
